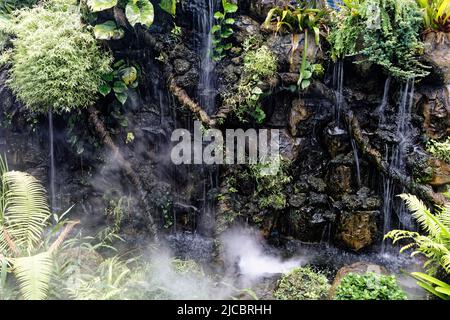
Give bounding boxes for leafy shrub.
[427,137,450,164]
[417,0,450,32]
[329,0,429,80]
[334,272,407,300]
[223,37,277,123]
[250,156,292,210]
[274,266,330,300]
[211,0,237,61]
[7,7,112,113]
[385,193,450,299]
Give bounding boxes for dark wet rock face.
[1,2,449,255]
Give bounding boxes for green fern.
[12,251,53,300]
[385,193,450,274]
[1,171,50,254]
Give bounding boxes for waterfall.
[333,60,344,131]
[377,76,391,124]
[350,138,361,188]
[381,79,415,252]
[48,110,56,212]
[195,0,218,115]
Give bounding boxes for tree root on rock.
[87,105,157,238]
[168,79,216,127]
[347,112,446,206]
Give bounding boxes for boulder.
[420,86,450,140]
[289,98,310,137]
[423,32,450,84]
[329,262,388,298]
[246,0,290,22]
[276,129,303,162]
[233,15,261,44]
[336,211,378,251]
[428,158,450,187]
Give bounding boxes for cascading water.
[48,110,56,212]
[381,79,415,252]
[332,60,344,131]
[377,76,391,124]
[350,138,361,188]
[195,0,219,115]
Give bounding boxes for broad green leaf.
[126,0,154,28]
[98,84,111,96]
[87,0,117,12]
[301,79,311,89]
[223,2,238,14]
[224,18,235,24]
[115,92,128,105]
[214,12,224,20]
[94,21,125,40]
[211,25,221,34]
[113,81,127,94]
[159,0,176,16]
[120,66,138,85]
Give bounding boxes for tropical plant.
[385,194,450,274]
[410,271,450,299]
[249,156,292,210]
[7,6,112,114]
[329,0,430,80]
[0,0,37,16]
[417,0,450,32]
[264,3,328,90]
[222,37,277,123]
[0,156,78,300]
[427,137,450,164]
[385,193,450,299]
[94,20,125,40]
[334,272,407,300]
[211,0,238,61]
[99,60,140,105]
[274,266,330,300]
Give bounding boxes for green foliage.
[427,137,450,164]
[0,0,37,15]
[249,156,292,210]
[212,0,238,61]
[223,38,277,123]
[94,20,125,40]
[329,0,429,80]
[417,0,450,32]
[87,0,118,12]
[274,266,330,300]
[99,59,140,105]
[125,0,154,28]
[385,194,450,274]
[0,162,78,300]
[7,7,112,114]
[334,272,407,300]
[263,4,327,42]
[159,0,176,16]
[410,271,450,300]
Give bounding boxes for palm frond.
[1,171,50,253]
[12,251,53,300]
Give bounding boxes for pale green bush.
[8,7,112,113]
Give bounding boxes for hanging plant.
[94,20,125,40]
[99,60,140,105]
[87,0,118,12]
[125,0,154,28]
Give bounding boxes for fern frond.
[12,251,53,300]
[399,194,450,239]
[1,171,50,253]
